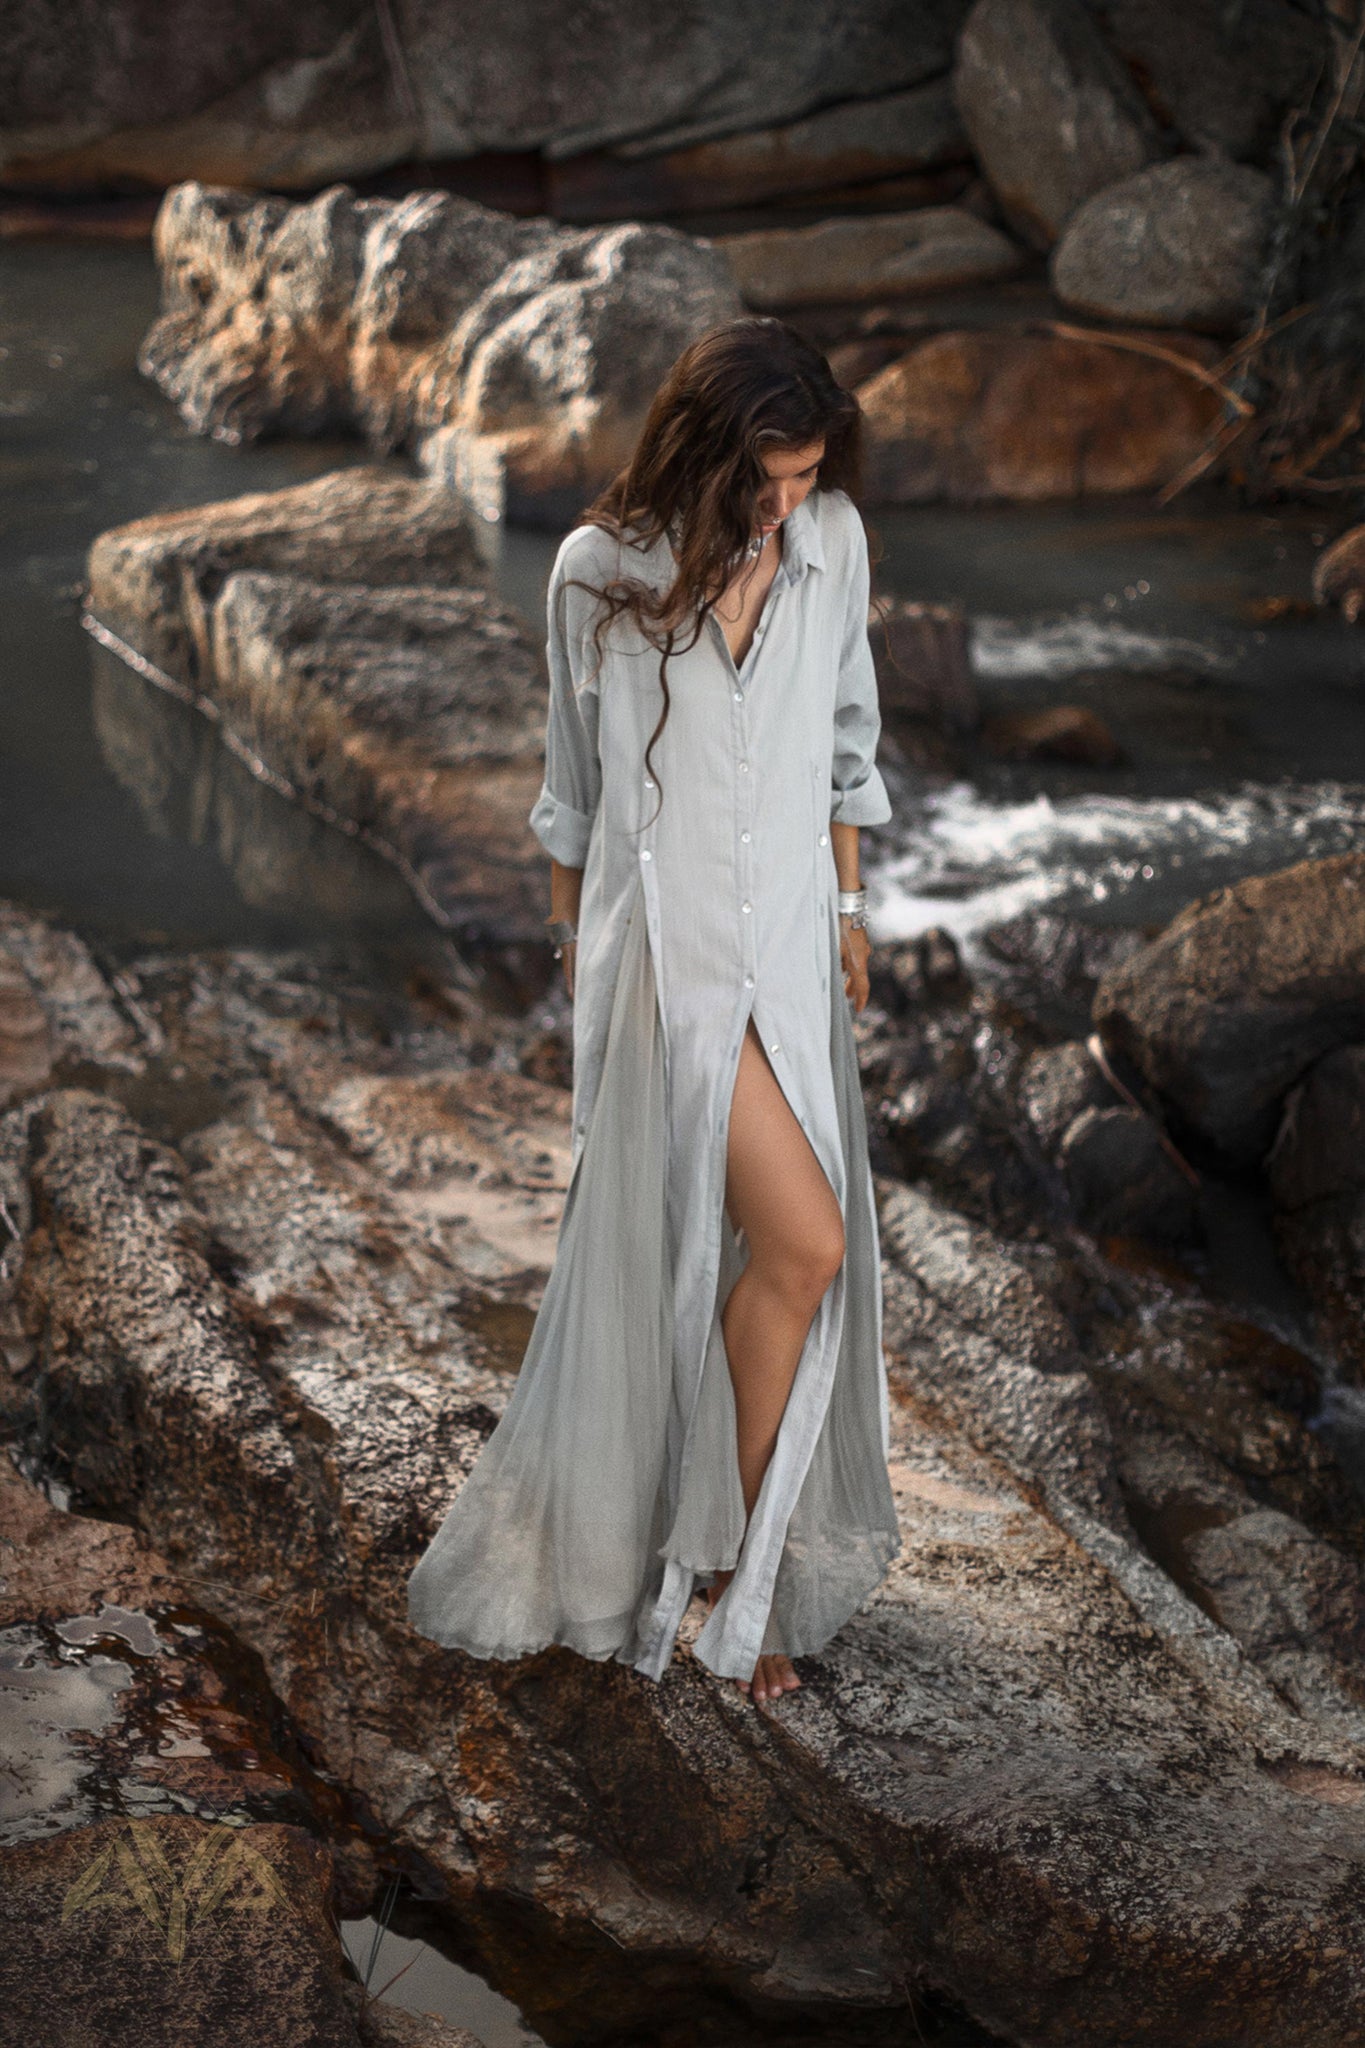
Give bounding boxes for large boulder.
[717,205,1023,308]
[548,77,970,220]
[1267,1044,1365,1386]
[1092,853,1365,1165]
[0,1,970,190]
[953,0,1165,248]
[1051,158,1275,330]
[139,181,742,523]
[857,328,1222,502]
[1091,0,1330,163]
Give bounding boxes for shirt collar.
[626,488,828,591]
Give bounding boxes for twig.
[1085,1033,1202,1190]
[1042,321,1254,415]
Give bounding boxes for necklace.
[667,519,771,573]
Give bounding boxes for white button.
[733,690,743,702]
[740,830,751,843]
[744,975,754,988]
[576,1120,586,1132]
[640,849,652,861]
[818,833,828,845]
[770,1043,780,1055]
[645,778,655,789]
[741,901,752,914]
[738,761,749,773]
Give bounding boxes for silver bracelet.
[838,888,868,930]
[545,918,577,958]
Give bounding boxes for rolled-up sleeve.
[528,549,602,866]
[829,511,892,828]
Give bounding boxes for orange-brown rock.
[858,328,1222,502]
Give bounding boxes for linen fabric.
[407,485,901,1681]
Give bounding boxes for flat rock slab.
[1092,852,1365,1164]
[719,205,1023,307]
[857,327,1222,502]
[86,469,553,941]
[86,466,488,688]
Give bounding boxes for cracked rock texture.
[3,898,1365,2043]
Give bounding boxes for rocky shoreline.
[4,845,1365,2043]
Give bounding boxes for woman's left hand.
[840,917,871,1013]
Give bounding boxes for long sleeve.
[528,546,603,867]
[829,510,892,828]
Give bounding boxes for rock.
[140,181,741,525]
[717,205,1023,309]
[952,0,1165,249]
[0,903,144,1077]
[1312,522,1365,623]
[0,956,51,1109]
[857,328,1222,502]
[341,1983,484,2048]
[206,573,549,941]
[7,919,1365,2041]
[1058,1102,1200,1241]
[0,1815,364,2046]
[548,79,970,220]
[871,598,978,728]
[1091,0,1330,163]
[1266,1046,1365,1389]
[1,2,970,191]
[1092,853,1365,1165]
[1268,1045,1365,1213]
[981,910,1151,1033]
[872,927,969,1016]
[982,703,1125,764]
[1018,1039,1114,1156]
[1051,158,1275,331]
[87,465,486,688]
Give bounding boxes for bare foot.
[702,1574,802,1706]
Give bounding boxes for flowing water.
[6,234,1365,2045]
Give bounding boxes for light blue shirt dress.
[407,484,902,1682]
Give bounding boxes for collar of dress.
[620,489,828,592]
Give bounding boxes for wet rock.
[207,573,549,941]
[0,1814,365,2046]
[980,909,1151,1035]
[1312,520,1365,623]
[1051,158,1275,330]
[1018,1039,1114,1155]
[341,1984,483,2048]
[1058,1102,1200,1242]
[0,903,144,1077]
[718,205,1023,309]
[0,957,51,1109]
[1267,1044,1365,1213]
[981,702,1125,764]
[953,0,1165,249]
[87,465,486,689]
[1091,0,1329,163]
[140,180,741,521]
[872,927,969,1016]
[1267,1045,1365,1386]
[8,919,1365,2042]
[1092,852,1365,1165]
[871,597,978,729]
[547,78,971,221]
[4,3,969,191]
[857,328,1221,502]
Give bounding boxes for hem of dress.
[687,1525,903,1680]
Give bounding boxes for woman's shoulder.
[811,485,865,557]
[552,519,659,587]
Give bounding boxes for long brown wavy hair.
[563,316,867,824]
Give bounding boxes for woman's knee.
[761,1211,846,1309]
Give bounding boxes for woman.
[408,316,900,1709]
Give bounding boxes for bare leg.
[707,1016,845,1705]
